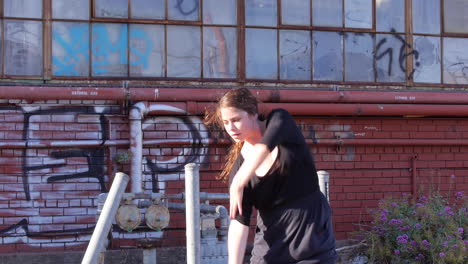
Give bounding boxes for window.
[0,0,466,87]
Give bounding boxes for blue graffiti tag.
[129,28,153,68]
[92,24,128,75]
[52,23,89,76]
[53,23,161,77]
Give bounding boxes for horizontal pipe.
[2,85,468,105]
[2,138,468,149]
[259,103,468,117]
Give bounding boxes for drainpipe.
[185,163,201,264]
[82,172,129,264]
[317,170,330,201]
[129,102,146,194]
[411,155,418,199]
[129,102,187,194]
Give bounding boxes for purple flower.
[421,240,431,247]
[416,203,424,207]
[394,249,400,255]
[399,225,410,231]
[402,192,408,197]
[415,254,425,260]
[458,227,464,234]
[410,240,418,247]
[415,223,422,229]
[419,196,429,203]
[455,191,464,199]
[444,206,455,216]
[389,219,402,226]
[391,202,398,207]
[439,252,446,258]
[397,234,409,244]
[438,212,444,216]
[443,241,449,247]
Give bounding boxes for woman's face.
[220,107,259,143]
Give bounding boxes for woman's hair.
[204,88,259,182]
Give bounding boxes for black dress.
[230,109,337,264]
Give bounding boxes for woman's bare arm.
[228,220,249,264]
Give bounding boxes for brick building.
[0,0,467,262]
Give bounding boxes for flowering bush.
[355,191,467,264]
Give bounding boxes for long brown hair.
[204,88,260,182]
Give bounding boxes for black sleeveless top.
[229,109,337,264]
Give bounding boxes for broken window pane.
[443,37,468,84]
[4,0,42,18]
[245,0,277,27]
[444,0,468,34]
[345,33,374,82]
[413,0,440,34]
[167,26,201,78]
[95,0,128,18]
[376,0,405,32]
[345,0,372,28]
[246,28,277,79]
[375,34,406,82]
[168,0,199,21]
[53,0,89,20]
[130,24,165,77]
[280,30,311,80]
[131,0,165,20]
[313,0,342,27]
[203,0,236,25]
[92,23,128,77]
[413,36,441,83]
[313,31,343,81]
[52,22,90,77]
[4,20,43,76]
[203,27,237,78]
[281,0,310,26]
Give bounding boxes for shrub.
[355,191,467,264]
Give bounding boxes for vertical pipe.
[317,170,330,201]
[82,172,130,264]
[185,163,201,264]
[129,103,145,194]
[411,155,418,199]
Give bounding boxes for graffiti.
[174,0,199,16]
[21,107,109,201]
[143,115,208,193]
[375,28,420,81]
[53,24,154,76]
[92,24,128,75]
[445,62,468,84]
[52,23,89,76]
[0,103,209,248]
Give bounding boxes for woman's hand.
[229,175,244,219]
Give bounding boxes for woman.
[205,88,337,264]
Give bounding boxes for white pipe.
[317,170,330,201]
[129,102,146,194]
[185,163,201,264]
[82,172,130,264]
[129,102,187,194]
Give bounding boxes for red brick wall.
[0,99,467,253]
